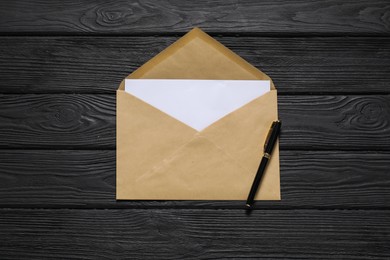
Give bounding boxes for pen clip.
[264,121,277,152]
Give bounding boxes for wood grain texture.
[0,94,389,149]
[0,209,389,259]
[0,94,115,149]
[0,150,389,209]
[0,36,389,94]
[279,95,390,150]
[0,0,389,35]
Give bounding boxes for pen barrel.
[246,156,269,207]
[264,121,281,154]
[246,120,281,208]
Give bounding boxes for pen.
[246,120,281,208]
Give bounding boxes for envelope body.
[117,28,280,200]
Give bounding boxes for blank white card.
[125,79,270,131]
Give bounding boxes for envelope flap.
[130,131,278,200]
[118,28,275,89]
[116,89,197,198]
[200,90,280,199]
[201,90,278,168]
[131,134,265,200]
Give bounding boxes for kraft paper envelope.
[117,28,280,200]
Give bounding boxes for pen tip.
[245,204,251,208]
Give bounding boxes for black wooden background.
[0,0,390,259]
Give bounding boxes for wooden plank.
[0,0,389,35]
[0,150,389,209]
[0,36,389,94]
[0,94,115,149]
[0,94,389,149]
[279,95,390,150]
[0,209,389,259]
